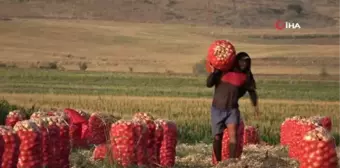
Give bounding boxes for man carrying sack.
[205,40,260,163]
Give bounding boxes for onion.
[5,110,26,127]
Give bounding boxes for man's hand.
[209,63,215,72]
[254,106,260,119]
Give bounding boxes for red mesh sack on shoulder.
[212,120,244,165]
[299,127,338,168]
[206,40,236,72]
[0,126,19,168]
[5,110,26,127]
[205,59,213,73]
[14,120,42,168]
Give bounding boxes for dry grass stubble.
[2,93,339,144]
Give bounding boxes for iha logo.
[275,20,301,30]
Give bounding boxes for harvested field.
[0,19,339,75]
[70,143,340,168]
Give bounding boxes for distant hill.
[0,0,338,28]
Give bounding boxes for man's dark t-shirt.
[206,70,258,110]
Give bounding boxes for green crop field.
[1,68,339,144]
[0,68,339,101]
[1,67,339,167]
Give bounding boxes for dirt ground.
[71,143,340,168]
[176,144,298,168]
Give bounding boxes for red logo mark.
[275,20,285,30]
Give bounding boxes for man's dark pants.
[211,105,242,161]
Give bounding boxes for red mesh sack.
[0,126,19,168]
[63,108,88,124]
[110,120,136,167]
[55,118,70,168]
[280,117,301,146]
[153,120,163,166]
[14,120,42,168]
[49,110,69,122]
[5,110,26,127]
[0,135,3,166]
[309,116,332,131]
[44,117,61,168]
[93,144,109,161]
[63,108,89,148]
[156,119,177,167]
[88,113,120,145]
[299,127,338,168]
[132,112,157,166]
[287,118,319,160]
[30,118,49,167]
[212,121,244,165]
[81,123,90,140]
[243,125,260,145]
[206,40,236,72]
[30,111,50,120]
[205,59,213,73]
[69,123,89,148]
[133,121,149,167]
[281,116,333,147]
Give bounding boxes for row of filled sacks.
[0,117,70,168]
[93,112,178,168]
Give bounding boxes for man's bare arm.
[206,70,221,88]
[248,90,258,107]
